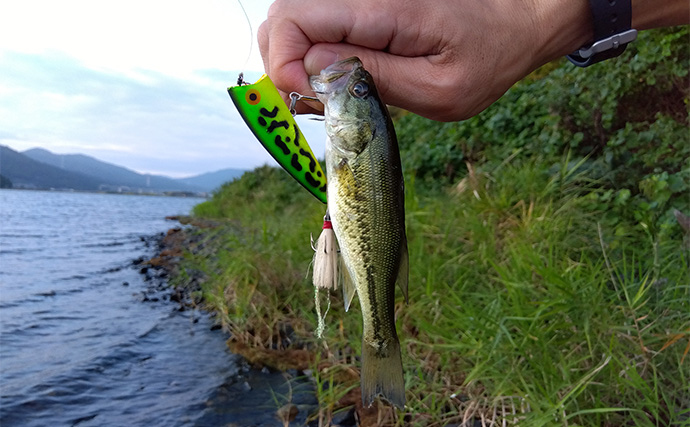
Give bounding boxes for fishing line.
[235,0,253,71]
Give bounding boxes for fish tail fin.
[360,338,405,409]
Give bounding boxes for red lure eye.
[246,89,261,105]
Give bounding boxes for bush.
[396,27,689,231]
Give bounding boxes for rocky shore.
[135,216,387,426]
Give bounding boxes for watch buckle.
[575,29,638,59]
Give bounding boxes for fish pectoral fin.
[397,235,409,304]
[336,157,361,193]
[341,259,357,312]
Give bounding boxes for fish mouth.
[310,57,363,95]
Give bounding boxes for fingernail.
[304,48,339,75]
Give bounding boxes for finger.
[263,0,399,101]
[257,20,270,75]
[261,0,341,99]
[258,18,322,115]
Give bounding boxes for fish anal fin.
[397,235,409,304]
[341,257,357,312]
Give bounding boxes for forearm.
[533,0,688,67]
[632,0,690,29]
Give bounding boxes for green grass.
[392,158,689,426]
[172,158,689,426]
[175,28,689,424]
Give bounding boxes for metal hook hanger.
[289,92,320,116]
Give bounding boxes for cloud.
[0,51,327,177]
[0,0,269,77]
[0,1,331,177]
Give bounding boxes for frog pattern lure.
[228,74,327,204]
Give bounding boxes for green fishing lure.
[228,74,327,204]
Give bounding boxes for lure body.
[228,75,327,203]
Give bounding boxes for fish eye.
[351,81,369,98]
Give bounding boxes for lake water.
[0,190,316,426]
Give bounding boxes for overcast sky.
[0,0,327,177]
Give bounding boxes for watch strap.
[567,0,637,67]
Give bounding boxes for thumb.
[303,45,341,77]
[304,43,457,121]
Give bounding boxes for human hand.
[258,0,592,121]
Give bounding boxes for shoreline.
[0,187,208,198]
[135,219,327,426]
[144,215,315,369]
[143,216,387,426]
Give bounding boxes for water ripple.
[0,191,317,427]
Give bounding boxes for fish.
[310,57,409,408]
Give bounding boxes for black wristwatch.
[567,0,638,67]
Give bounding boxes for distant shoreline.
[0,187,208,198]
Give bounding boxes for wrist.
[530,0,593,66]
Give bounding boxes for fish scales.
[311,57,408,409]
[333,144,402,341]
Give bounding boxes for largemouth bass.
[310,57,408,408]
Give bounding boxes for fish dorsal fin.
[397,235,409,304]
[341,257,357,311]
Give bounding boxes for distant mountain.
[175,168,245,192]
[1,145,247,193]
[0,145,105,191]
[22,148,202,192]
